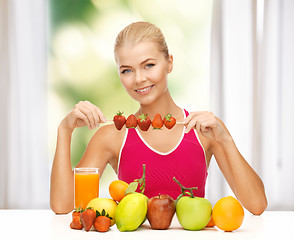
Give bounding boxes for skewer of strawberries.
[113,112,178,131]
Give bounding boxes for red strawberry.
[137,113,151,131]
[113,111,126,130]
[81,208,96,231]
[72,207,82,219]
[126,114,137,128]
[94,216,111,232]
[70,216,83,230]
[152,113,163,129]
[163,113,176,129]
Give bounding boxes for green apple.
[173,177,212,231]
[176,195,212,230]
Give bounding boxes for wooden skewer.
[102,120,185,125]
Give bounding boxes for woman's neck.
[136,90,183,120]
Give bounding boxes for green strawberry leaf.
[96,210,101,217]
[101,209,106,216]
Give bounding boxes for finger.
[95,107,106,123]
[90,107,100,128]
[196,120,202,133]
[185,117,198,133]
[85,101,106,127]
[79,101,97,129]
[73,108,91,129]
[182,112,197,125]
[202,119,218,129]
[183,111,210,125]
[200,123,208,133]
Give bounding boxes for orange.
[109,180,129,202]
[206,216,215,227]
[212,196,244,232]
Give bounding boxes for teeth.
[136,86,151,93]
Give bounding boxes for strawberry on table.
[126,114,138,128]
[94,209,112,232]
[163,113,176,129]
[72,207,82,219]
[152,113,163,129]
[94,216,112,232]
[70,216,83,230]
[81,207,96,231]
[113,111,126,130]
[137,113,151,131]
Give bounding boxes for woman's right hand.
[59,101,106,132]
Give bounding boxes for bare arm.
[50,101,106,214]
[212,132,267,215]
[50,126,74,214]
[184,112,268,215]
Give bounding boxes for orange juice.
[74,168,99,209]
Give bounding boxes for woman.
[50,21,267,215]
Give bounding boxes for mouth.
[135,85,154,95]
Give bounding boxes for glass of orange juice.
[74,167,99,210]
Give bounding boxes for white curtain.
[207,0,294,210]
[0,0,49,208]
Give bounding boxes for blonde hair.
[114,21,169,59]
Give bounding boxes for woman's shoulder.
[90,123,127,151]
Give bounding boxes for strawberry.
[72,207,82,219]
[113,111,126,130]
[94,216,111,232]
[70,216,83,230]
[94,209,112,232]
[126,114,137,128]
[163,113,176,129]
[81,208,96,231]
[152,113,163,129]
[137,113,151,131]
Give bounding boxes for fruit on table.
[115,192,148,231]
[87,198,118,226]
[109,180,129,202]
[206,216,215,227]
[137,113,151,131]
[113,111,126,130]
[147,193,176,229]
[212,196,244,232]
[176,196,212,230]
[94,216,111,232]
[70,215,83,230]
[72,207,82,218]
[152,113,163,129]
[163,113,176,129]
[80,208,96,231]
[94,209,112,232]
[173,177,212,230]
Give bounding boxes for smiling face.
[115,40,173,106]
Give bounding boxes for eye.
[145,63,155,69]
[121,69,131,74]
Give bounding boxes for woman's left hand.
[183,111,229,142]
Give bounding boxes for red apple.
[147,194,176,230]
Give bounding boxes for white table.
[0,210,293,239]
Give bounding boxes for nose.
[135,70,147,84]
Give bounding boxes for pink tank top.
[118,109,207,200]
